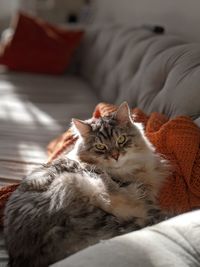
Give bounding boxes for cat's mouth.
[109,156,128,168]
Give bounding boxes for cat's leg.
[75,167,147,223]
[100,182,150,225]
[106,191,148,223]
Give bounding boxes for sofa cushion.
[79,25,200,121]
[51,210,200,267]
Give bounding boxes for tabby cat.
[4,102,169,267]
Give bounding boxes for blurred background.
[0,0,95,32]
[1,0,200,41]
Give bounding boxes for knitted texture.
[0,102,200,224]
[0,184,19,226]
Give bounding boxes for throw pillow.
[0,12,84,74]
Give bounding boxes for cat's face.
[72,102,146,169]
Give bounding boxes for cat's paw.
[105,192,148,222]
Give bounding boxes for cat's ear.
[72,119,91,137]
[115,102,132,125]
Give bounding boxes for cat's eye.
[117,135,126,145]
[95,143,107,151]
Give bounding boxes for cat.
[4,102,169,267]
[69,102,169,221]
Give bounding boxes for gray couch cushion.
[80,25,158,102]
[52,210,200,267]
[80,25,200,120]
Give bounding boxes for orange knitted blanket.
[0,103,200,225]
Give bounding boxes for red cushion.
[0,12,84,74]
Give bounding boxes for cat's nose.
[111,151,119,161]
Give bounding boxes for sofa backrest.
[79,25,200,124]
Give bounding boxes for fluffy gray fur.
[4,103,169,267]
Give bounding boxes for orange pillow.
[0,12,84,74]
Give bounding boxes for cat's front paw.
[105,192,148,222]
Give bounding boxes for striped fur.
[71,102,170,220]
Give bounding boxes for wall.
[0,0,17,32]
[0,0,17,16]
[36,0,85,24]
[0,0,86,32]
[95,0,200,42]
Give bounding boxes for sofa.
[0,24,200,266]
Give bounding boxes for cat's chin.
[102,155,129,169]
